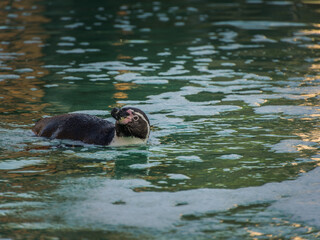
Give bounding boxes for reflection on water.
[1,0,320,239]
[0,0,50,125]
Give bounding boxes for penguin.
[32,107,150,146]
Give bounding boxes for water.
[1,0,320,238]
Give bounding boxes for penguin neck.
[109,123,148,146]
[109,134,147,146]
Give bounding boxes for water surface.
[1,0,320,239]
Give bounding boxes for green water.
[1,0,320,239]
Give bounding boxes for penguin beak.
[111,108,131,123]
[111,108,121,120]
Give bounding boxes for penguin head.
[111,107,150,140]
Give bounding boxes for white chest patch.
[109,135,147,146]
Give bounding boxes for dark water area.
[1,0,320,239]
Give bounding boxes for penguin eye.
[133,115,139,121]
